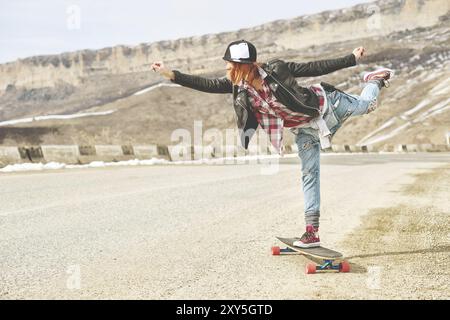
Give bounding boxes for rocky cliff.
[0,0,447,92]
[0,0,449,148]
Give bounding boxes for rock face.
[0,0,447,91]
[0,0,449,148]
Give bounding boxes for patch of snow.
[420,72,443,83]
[399,115,409,121]
[402,99,431,117]
[134,83,181,96]
[0,110,116,127]
[364,98,450,146]
[426,97,450,113]
[409,55,420,62]
[414,98,450,122]
[0,117,34,126]
[426,57,437,64]
[362,122,412,146]
[430,77,450,95]
[0,158,170,173]
[406,77,419,85]
[0,162,66,172]
[1,154,303,173]
[4,151,386,173]
[412,65,425,74]
[358,118,396,145]
[421,105,450,121]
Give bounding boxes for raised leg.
[332,81,383,123]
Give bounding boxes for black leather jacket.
[171,54,356,148]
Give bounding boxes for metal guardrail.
[1,144,449,167]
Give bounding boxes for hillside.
[0,0,449,148]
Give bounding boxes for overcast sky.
[0,0,374,64]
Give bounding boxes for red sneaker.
[293,225,321,248]
[363,68,395,88]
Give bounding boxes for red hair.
[229,62,263,87]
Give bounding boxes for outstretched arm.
[171,70,233,94]
[151,62,232,94]
[286,47,365,77]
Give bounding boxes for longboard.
[272,237,351,274]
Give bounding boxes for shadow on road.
[346,245,450,274]
[347,245,450,260]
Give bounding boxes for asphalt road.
[0,153,448,299]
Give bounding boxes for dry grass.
[338,165,450,299]
[402,164,450,196]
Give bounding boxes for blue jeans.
[294,82,381,228]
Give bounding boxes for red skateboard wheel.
[340,261,351,273]
[306,263,317,274]
[271,246,281,256]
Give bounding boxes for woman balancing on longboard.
[151,40,394,248]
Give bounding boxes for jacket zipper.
[236,97,249,127]
[233,87,249,128]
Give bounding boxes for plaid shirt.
[242,78,327,153]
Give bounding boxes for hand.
[352,47,366,61]
[151,61,175,80]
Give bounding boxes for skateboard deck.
[272,237,350,274]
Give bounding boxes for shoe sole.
[364,68,395,82]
